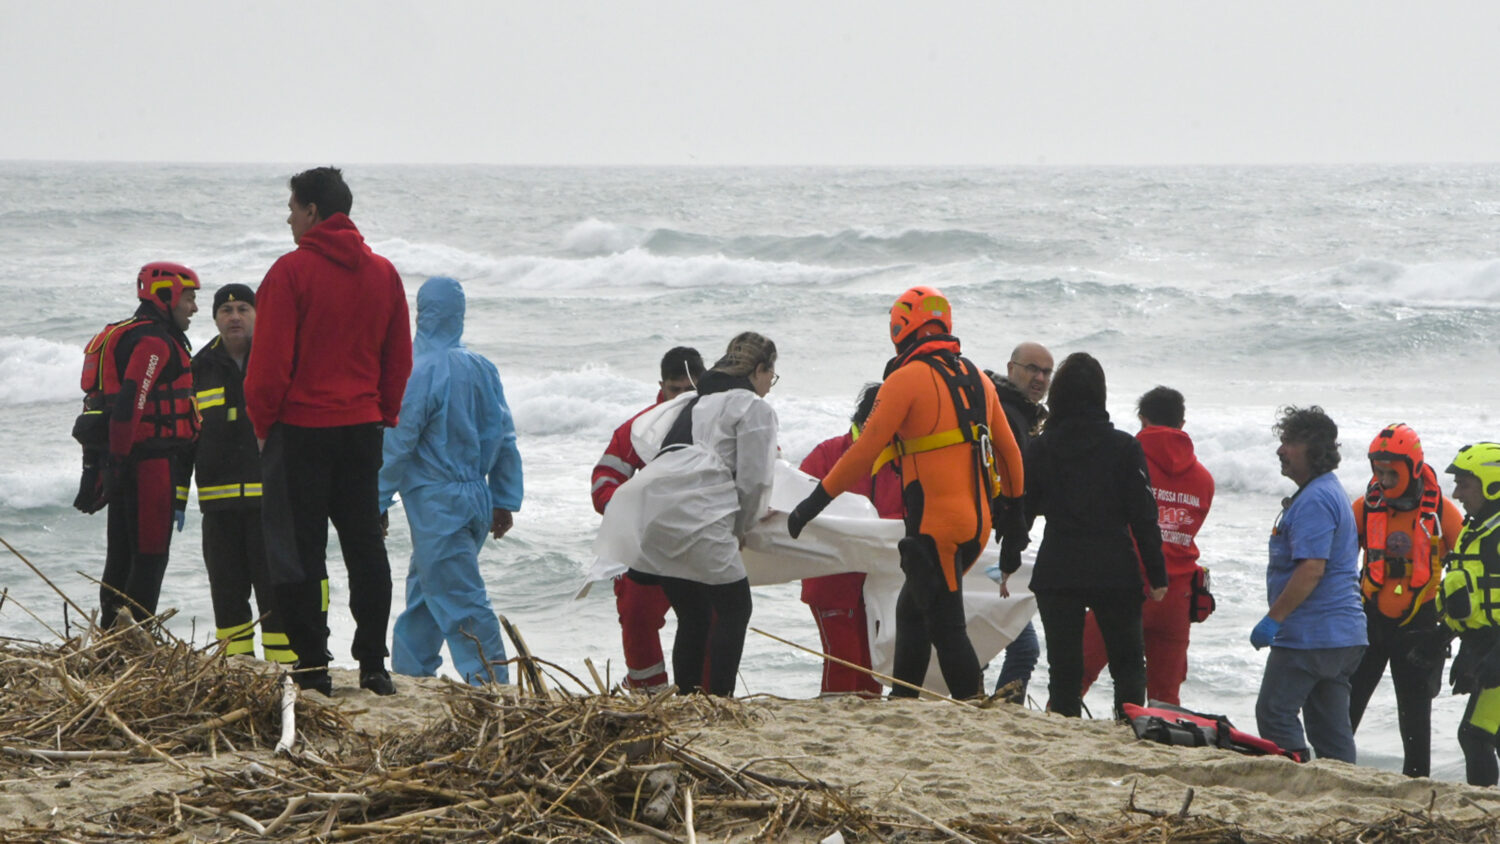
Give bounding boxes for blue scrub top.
[1266,471,1367,649]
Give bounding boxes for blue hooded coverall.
[378,277,523,684]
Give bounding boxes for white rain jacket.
[595,381,777,585]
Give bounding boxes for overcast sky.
[4,1,1499,165]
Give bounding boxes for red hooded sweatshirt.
[245,214,412,439]
[1137,425,1214,579]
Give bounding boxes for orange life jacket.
[1361,462,1444,618]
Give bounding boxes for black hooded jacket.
[985,370,1047,449]
[1024,405,1166,593]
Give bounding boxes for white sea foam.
[561,218,649,255]
[505,368,663,438]
[1282,257,1500,309]
[1196,432,1297,498]
[479,249,871,291]
[371,237,875,293]
[767,395,859,466]
[0,336,80,406]
[373,237,505,283]
[0,466,76,510]
[501,366,854,463]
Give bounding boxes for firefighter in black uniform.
[188,283,295,663]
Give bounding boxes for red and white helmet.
[136,261,200,313]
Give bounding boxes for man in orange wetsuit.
[1348,423,1462,777]
[590,346,704,692]
[788,286,1026,700]
[799,383,903,697]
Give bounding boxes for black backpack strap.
[1134,716,1213,747]
[1213,718,1236,750]
[657,397,700,458]
[916,352,998,503]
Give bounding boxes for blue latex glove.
[1250,615,1281,650]
[173,509,186,533]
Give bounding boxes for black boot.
[360,665,396,696]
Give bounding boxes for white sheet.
[583,459,1037,696]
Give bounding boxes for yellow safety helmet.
[1447,442,1500,502]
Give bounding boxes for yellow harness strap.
[1381,518,1445,627]
[1399,568,1442,627]
[871,424,982,477]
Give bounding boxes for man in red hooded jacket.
[245,166,412,698]
[1080,386,1214,705]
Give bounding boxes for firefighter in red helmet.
[75,262,201,627]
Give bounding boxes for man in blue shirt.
[378,277,523,686]
[1251,405,1367,763]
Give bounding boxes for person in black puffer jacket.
[1017,352,1166,718]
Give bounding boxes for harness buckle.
[976,425,995,471]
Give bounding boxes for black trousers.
[656,575,752,696]
[1037,586,1146,718]
[260,422,390,671]
[890,535,982,700]
[1347,606,1443,778]
[101,454,175,624]
[203,507,291,660]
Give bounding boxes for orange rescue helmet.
[889,285,952,347]
[1369,422,1424,499]
[137,261,201,314]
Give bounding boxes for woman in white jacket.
[622,332,779,696]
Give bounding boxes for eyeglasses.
[1011,361,1052,379]
[770,373,780,387]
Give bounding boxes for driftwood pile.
[0,613,876,841]
[102,685,893,842]
[0,611,346,770]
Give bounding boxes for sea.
[2,162,1497,780]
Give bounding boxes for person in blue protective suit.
[378,276,523,685]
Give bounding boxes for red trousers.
[614,574,670,690]
[810,604,883,697]
[101,455,175,624]
[1080,572,1192,705]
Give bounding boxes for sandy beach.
[5,650,1500,842]
[694,694,1497,835]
